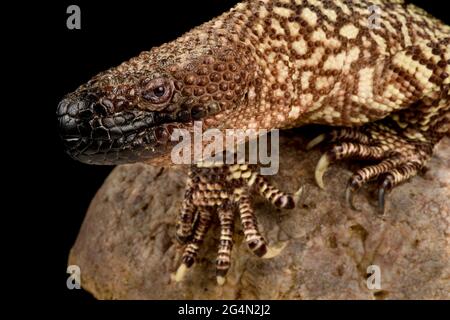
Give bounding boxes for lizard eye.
[142,77,173,105]
[153,86,166,97]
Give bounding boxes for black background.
[38,0,449,302]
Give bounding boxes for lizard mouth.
[57,94,194,165]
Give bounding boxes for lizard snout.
[57,96,94,137]
[56,93,186,165]
[56,94,116,163]
[57,94,108,142]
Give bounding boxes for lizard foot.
[175,163,299,285]
[310,124,435,214]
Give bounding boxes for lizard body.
[57,0,449,284]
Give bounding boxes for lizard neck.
[195,0,310,131]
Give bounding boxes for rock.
[69,132,450,299]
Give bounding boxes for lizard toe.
[174,163,296,283]
[310,123,436,213]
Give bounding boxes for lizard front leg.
[174,163,299,285]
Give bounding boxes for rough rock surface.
[69,132,450,299]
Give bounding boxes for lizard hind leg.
[345,155,407,210]
[307,127,370,150]
[376,159,428,213]
[315,142,387,189]
[311,122,435,213]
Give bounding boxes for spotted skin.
[58,0,449,283]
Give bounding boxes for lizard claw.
[345,185,360,211]
[377,178,392,215]
[315,153,330,189]
[293,186,304,206]
[174,263,189,283]
[306,134,326,150]
[378,186,386,215]
[261,241,288,259]
[216,276,226,286]
[345,178,362,211]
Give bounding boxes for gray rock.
[69,134,450,299]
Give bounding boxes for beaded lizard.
[57,0,450,285]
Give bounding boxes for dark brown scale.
[193,87,205,96]
[210,72,222,82]
[206,84,218,94]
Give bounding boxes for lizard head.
[57,33,253,165]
